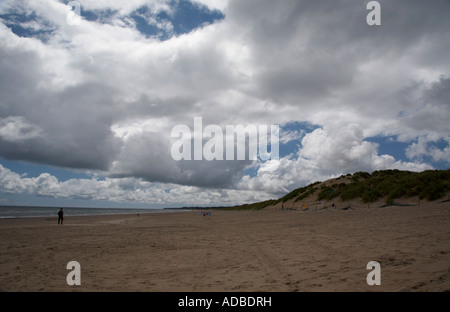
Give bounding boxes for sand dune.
[0,201,449,292]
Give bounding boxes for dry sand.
[0,202,449,292]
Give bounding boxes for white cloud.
[238,124,434,194]
[78,0,173,16]
[406,136,450,163]
[194,0,230,11]
[279,129,305,144]
[0,164,270,206]
[0,0,449,206]
[0,116,43,142]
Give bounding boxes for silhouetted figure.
[58,208,64,225]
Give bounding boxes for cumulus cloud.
[279,129,305,144]
[238,124,433,195]
[0,0,449,206]
[0,116,43,142]
[0,164,270,206]
[406,137,450,163]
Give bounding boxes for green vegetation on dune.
[226,169,450,210]
[223,199,278,211]
[339,169,450,203]
[318,169,450,204]
[277,181,320,203]
[317,169,450,204]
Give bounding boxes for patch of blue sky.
[0,158,99,182]
[429,160,449,170]
[130,0,224,40]
[365,136,449,170]
[365,135,409,162]
[430,137,449,151]
[278,121,320,158]
[1,0,224,42]
[0,10,55,42]
[81,7,118,24]
[159,0,224,35]
[243,164,259,178]
[412,138,449,170]
[130,6,170,40]
[243,121,320,177]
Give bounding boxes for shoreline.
[1,203,449,292]
[0,206,184,220]
[0,210,189,228]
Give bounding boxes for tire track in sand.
[241,233,298,291]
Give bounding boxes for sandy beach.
[1,202,449,292]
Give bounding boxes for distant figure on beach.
[58,208,64,225]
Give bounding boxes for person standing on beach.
[58,208,64,225]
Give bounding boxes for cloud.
[0,0,449,206]
[279,129,305,144]
[109,120,253,187]
[406,137,450,163]
[0,116,43,142]
[0,163,270,206]
[238,124,433,195]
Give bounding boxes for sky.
[0,0,449,208]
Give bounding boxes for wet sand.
[0,202,449,292]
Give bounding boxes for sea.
[0,206,178,219]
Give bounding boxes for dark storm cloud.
[0,43,122,170]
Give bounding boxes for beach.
[0,202,449,292]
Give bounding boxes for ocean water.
[0,206,176,219]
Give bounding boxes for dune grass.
[311,169,450,204]
[226,169,450,210]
